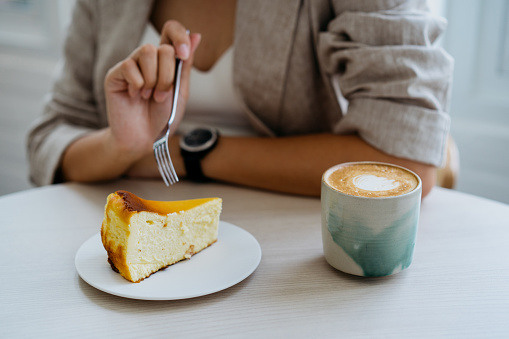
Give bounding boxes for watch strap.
[181,152,209,182]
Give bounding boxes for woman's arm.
[197,133,436,197]
[125,133,436,198]
[202,134,435,196]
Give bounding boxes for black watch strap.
[182,154,209,182]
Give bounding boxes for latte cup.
[321,162,422,277]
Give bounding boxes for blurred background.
[0,0,508,204]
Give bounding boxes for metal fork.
[153,58,183,186]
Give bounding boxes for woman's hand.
[61,21,201,183]
[104,20,201,161]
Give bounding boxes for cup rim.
[322,161,422,199]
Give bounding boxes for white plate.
[75,221,261,300]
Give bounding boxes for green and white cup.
[321,162,422,277]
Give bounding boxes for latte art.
[324,163,419,198]
[353,174,400,192]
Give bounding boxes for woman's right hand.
[104,20,201,162]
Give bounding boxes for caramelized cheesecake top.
[109,190,220,219]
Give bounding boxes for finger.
[179,33,202,99]
[159,20,191,60]
[131,44,158,99]
[118,58,145,98]
[153,44,176,103]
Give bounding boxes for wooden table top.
[1,180,508,338]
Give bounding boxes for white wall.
[441,0,509,203]
[0,0,75,57]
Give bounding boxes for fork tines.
[154,139,178,186]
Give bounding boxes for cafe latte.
[321,161,422,276]
[324,162,419,198]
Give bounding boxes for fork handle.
[168,58,183,127]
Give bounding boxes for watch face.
[181,128,218,152]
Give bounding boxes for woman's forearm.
[61,128,147,182]
[183,133,436,197]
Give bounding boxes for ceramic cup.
[321,162,422,277]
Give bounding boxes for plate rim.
[75,221,261,300]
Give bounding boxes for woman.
[27,0,453,197]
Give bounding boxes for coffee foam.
[324,163,419,198]
[353,174,400,191]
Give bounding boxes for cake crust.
[116,190,147,213]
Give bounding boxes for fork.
[153,58,183,186]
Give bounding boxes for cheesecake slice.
[101,190,222,283]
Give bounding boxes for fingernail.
[142,89,152,99]
[178,44,190,59]
[154,90,169,103]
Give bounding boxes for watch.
[180,127,219,182]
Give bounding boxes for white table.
[1,180,508,338]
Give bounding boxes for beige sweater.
[27,0,453,186]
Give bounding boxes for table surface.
[1,180,508,338]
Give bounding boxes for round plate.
[75,221,261,300]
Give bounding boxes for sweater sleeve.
[26,0,101,186]
[318,0,453,166]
